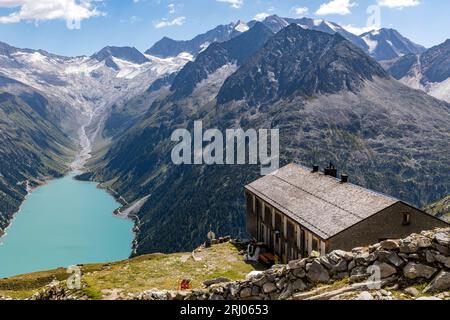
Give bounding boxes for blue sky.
[0,0,448,56]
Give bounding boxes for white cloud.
[378,0,420,9]
[290,6,309,16]
[0,0,104,25]
[253,12,270,21]
[316,0,356,16]
[216,0,243,9]
[154,16,185,28]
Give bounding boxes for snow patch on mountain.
[235,21,249,33]
[426,78,450,102]
[313,19,323,27]
[399,72,450,103]
[324,21,338,32]
[362,35,378,53]
[0,48,191,113]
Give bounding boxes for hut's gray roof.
[245,163,399,240]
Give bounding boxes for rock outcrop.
[130,228,450,300]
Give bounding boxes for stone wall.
[133,228,450,300]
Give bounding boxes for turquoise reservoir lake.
[0,174,134,278]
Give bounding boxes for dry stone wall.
[133,228,450,300]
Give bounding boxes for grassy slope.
[0,242,263,300]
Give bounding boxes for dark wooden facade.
[245,164,449,263]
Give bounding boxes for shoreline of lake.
[0,173,135,279]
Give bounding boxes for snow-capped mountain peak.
[92,46,150,65]
[0,42,192,118]
[360,28,425,61]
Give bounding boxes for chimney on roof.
[341,174,349,183]
[312,165,319,173]
[324,162,337,178]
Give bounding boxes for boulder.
[399,238,419,254]
[434,243,450,256]
[355,291,373,300]
[403,263,437,280]
[239,287,252,299]
[404,287,420,297]
[319,255,347,273]
[246,271,264,281]
[291,279,307,292]
[425,250,436,263]
[416,236,432,248]
[211,294,225,300]
[276,278,288,290]
[332,250,354,261]
[278,285,293,300]
[369,243,381,253]
[251,275,268,287]
[307,261,330,284]
[331,259,348,273]
[319,256,334,270]
[434,232,450,247]
[376,250,405,267]
[424,271,450,293]
[349,266,368,283]
[380,240,400,250]
[434,255,450,268]
[355,252,374,265]
[262,282,277,294]
[287,259,307,270]
[251,285,260,296]
[203,277,231,287]
[293,268,306,278]
[347,260,356,271]
[374,262,397,279]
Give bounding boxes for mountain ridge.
[169,22,274,100]
[85,26,450,254]
[217,24,388,106]
[0,78,75,234]
[144,15,426,63]
[360,28,426,61]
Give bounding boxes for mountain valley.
[84,24,450,254]
[0,15,449,260]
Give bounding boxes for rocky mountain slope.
[217,26,387,106]
[146,21,246,58]
[425,195,450,222]
[388,39,450,102]
[0,77,75,234]
[0,41,191,130]
[100,23,274,140]
[86,25,450,254]
[2,228,449,300]
[0,41,191,236]
[170,22,273,100]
